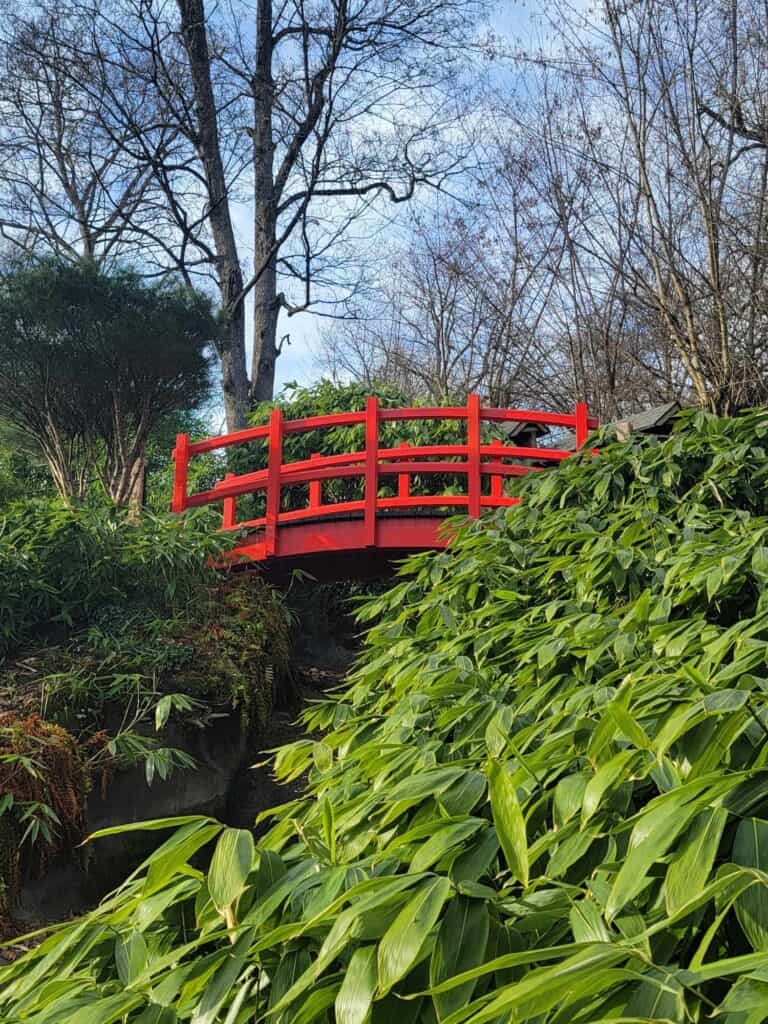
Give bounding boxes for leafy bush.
[0,500,229,659]
[9,411,768,1021]
[26,575,290,736]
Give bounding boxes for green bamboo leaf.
[569,899,610,943]
[733,818,768,950]
[713,975,768,1023]
[134,1005,178,1024]
[623,967,686,1021]
[291,981,341,1024]
[321,797,336,864]
[429,896,489,1021]
[88,815,216,840]
[449,828,499,884]
[440,944,629,1024]
[665,807,728,915]
[439,772,487,816]
[606,797,701,921]
[335,946,378,1024]
[115,930,148,986]
[553,773,588,828]
[145,822,223,895]
[488,760,528,885]
[268,950,312,1023]
[59,993,144,1024]
[409,820,484,873]
[378,876,452,996]
[547,825,599,878]
[207,828,255,913]
[191,929,254,1024]
[581,750,636,824]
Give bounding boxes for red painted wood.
[364,396,379,547]
[398,442,410,499]
[172,397,598,569]
[222,472,237,529]
[171,433,190,513]
[309,454,322,509]
[265,408,283,557]
[229,516,451,562]
[467,393,481,517]
[189,423,270,454]
[575,402,589,448]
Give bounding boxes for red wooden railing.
[171,397,598,563]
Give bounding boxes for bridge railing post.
[398,441,410,500]
[467,393,481,517]
[309,453,322,510]
[265,408,283,557]
[364,396,379,546]
[222,472,237,529]
[490,438,504,501]
[575,401,589,449]
[171,432,190,513]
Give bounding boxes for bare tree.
[538,0,768,413]
[26,0,487,428]
[323,201,553,403]
[0,10,179,266]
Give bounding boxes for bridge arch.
[171,396,597,577]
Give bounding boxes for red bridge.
[171,396,597,578]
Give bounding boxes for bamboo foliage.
[6,410,768,1020]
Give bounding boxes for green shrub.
[8,410,768,1021]
[36,576,290,733]
[0,500,229,659]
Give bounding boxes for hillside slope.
[4,410,768,1022]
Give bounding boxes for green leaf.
[488,760,528,885]
[321,797,336,864]
[335,946,378,1024]
[606,796,701,921]
[377,877,451,996]
[713,976,768,1023]
[430,896,489,1021]
[665,807,728,915]
[207,828,255,913]
[114,930,148,986]
[191,929,254,1024]
[733,818,768,950]
[581,750,636,824]
[134,1006,178,1024]
[410,820,484,873]
[569,899,610,943]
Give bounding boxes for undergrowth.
[9,410,768,1021]
[0,501,228,660]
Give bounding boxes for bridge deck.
[171,396,598,575]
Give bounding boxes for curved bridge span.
[171,396,597,578]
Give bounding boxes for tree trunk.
[250,0,280,404]
[220,274,251,429]
[177,0,250,430]
[251,243,280,403]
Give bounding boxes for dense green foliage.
[0,499,290,911]
[8,411,768,1021]
[0,500,228,660]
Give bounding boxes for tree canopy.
[0,260,216,504]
